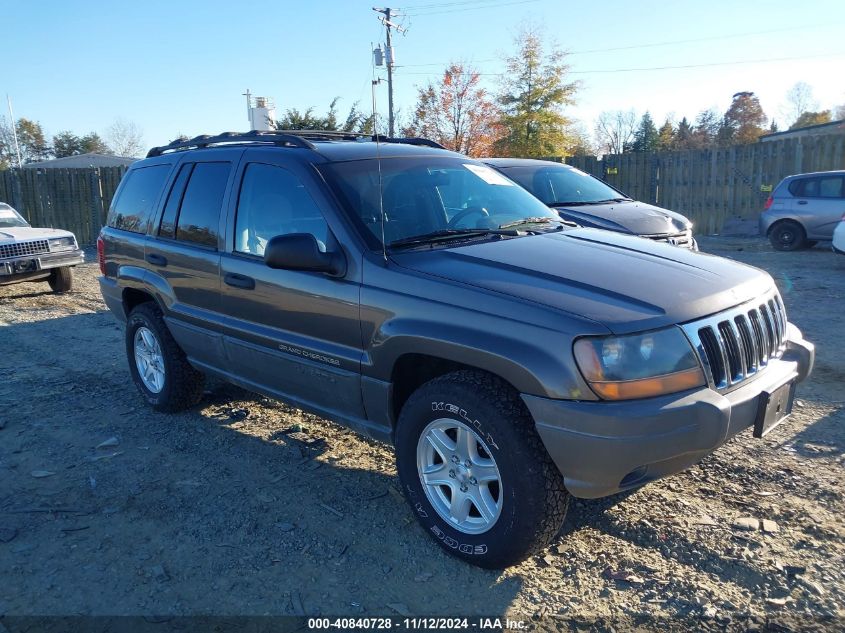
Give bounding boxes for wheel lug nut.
[460,485,468,492]
[469,477,477,485]
[449,470,456,478]
[464,460,471,468]
[451,455,459,463]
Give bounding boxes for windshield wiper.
[498,217,565,230]
[549,197,632,206]
[388,229,500,249]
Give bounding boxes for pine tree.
[674,117,694,150]
[494,26,578,157]
[630,112,658,152]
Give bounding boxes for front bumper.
[0,249,85,280]
[523,328,814,498]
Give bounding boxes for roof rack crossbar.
[146,131,316,157]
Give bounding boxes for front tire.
[126,302,205,412]
[48,267,73,293]
[395,370,569,569]
[770,221,806,251]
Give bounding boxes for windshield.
[320,157,559,248]
[0,204,30,228]
[500,165,627,205]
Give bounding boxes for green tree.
[656,118,675,151]
[53,131,84,157]
[723,92,767,145]
[80,132,111,154]
[629,112,658,152]
[674,117,695,149]
[13,118,51,163]
[692,109,720,148]
[789,110,832,129]
[273,98,373,133]
[494,25,578,157]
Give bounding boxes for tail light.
[96,235,106,274]
[763,195,773,210]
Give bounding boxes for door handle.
[224,272,255,290]
[145,253,167,266]
[797,200,808,205]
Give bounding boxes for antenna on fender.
[371,48,388,263]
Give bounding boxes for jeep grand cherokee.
[98,131,814,568]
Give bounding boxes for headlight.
[48,236,76,252]
[574,328,705,400]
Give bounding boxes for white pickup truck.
[0,202,84,292]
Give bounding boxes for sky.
[3,0,844,152]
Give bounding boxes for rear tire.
[126,302,205,412]
[395,370,569,569]
[48,267,73,293]
[769,221,806,251]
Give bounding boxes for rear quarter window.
[107,165,172,233]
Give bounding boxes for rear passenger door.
[145,152,239,369]
[218,151,364,419]
[790,175,845,239]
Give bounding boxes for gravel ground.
[1,238,843,627]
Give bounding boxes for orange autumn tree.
[403,64,501,157]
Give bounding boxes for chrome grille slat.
[0,239,50,260]
[748,308,769,365]
[682,289,787,392]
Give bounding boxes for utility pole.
[373,7,405,137]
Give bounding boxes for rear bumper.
[523,328,814,498]
[98,276,127,323]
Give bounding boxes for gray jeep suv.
[98,131,814,569]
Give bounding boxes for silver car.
[759,170,845,251]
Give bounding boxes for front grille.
[644,229,694,249]
[681,291,787,390]
[0,240,50,260]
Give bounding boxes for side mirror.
[264,233,346,277]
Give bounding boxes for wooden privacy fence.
[0,167,127,245]
[567,134,845,234]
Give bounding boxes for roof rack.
[146,131,316,158]
[146,130,447,158]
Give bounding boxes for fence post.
[89,168,104,245]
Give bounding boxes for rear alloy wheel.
[126,302,205,412]
[395,370,569,569]
[770,221,806,251]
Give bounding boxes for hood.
[0,226,75,244]
[552,200,691,236]
[391,228,772,334]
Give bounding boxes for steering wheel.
[448,206,489,228]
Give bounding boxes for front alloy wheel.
[417,419,503,534]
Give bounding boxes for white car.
[833,214,845,256]
[0,202,84,292]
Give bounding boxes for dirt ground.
[1,237,844,626]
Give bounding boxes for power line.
[394,21,844,67]
[403,0,540,16]
[398,51,845,76]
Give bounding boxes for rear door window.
[107,165,171,233]
[174,162,231,248]
[789,176,845,198]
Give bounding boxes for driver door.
[218,153,364,419]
